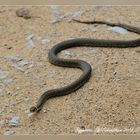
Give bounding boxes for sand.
[0,6,140,135]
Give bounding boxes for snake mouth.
[30,106,41,113]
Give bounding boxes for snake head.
[30,106,41,113]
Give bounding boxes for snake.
[30,19,140,113]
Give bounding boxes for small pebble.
[108,26,128,35]
[67,11,83,21]
[16,8,31,19]
[27,112,34,117]
[80,27,98,32]
[89,87,94,90]
[49,5,62,24]
[50,5,60,17]
[18,60,29,66]
[75,127,94,135]
[62,50,71,56]
[23,96,29,101]
[52,31,63,37]
[5,55,22,62]
[3,130,15,135]
[24,71,29,76]
[12,64,25,72]
[0,70,9,80]
[41,39,49,45]
[9,116,20,127]
[49,18,62,24]
[39,35,52,44]
[16,86,20,90]
[43,109,48,113]
[28,64,34,68]
[26,35,36,49]
[113,71,117,75]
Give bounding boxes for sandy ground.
[0,6,140,135]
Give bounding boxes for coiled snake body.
[30,20,140,113]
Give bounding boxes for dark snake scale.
[30,20,140,113]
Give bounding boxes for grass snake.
[30,20,140,113]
